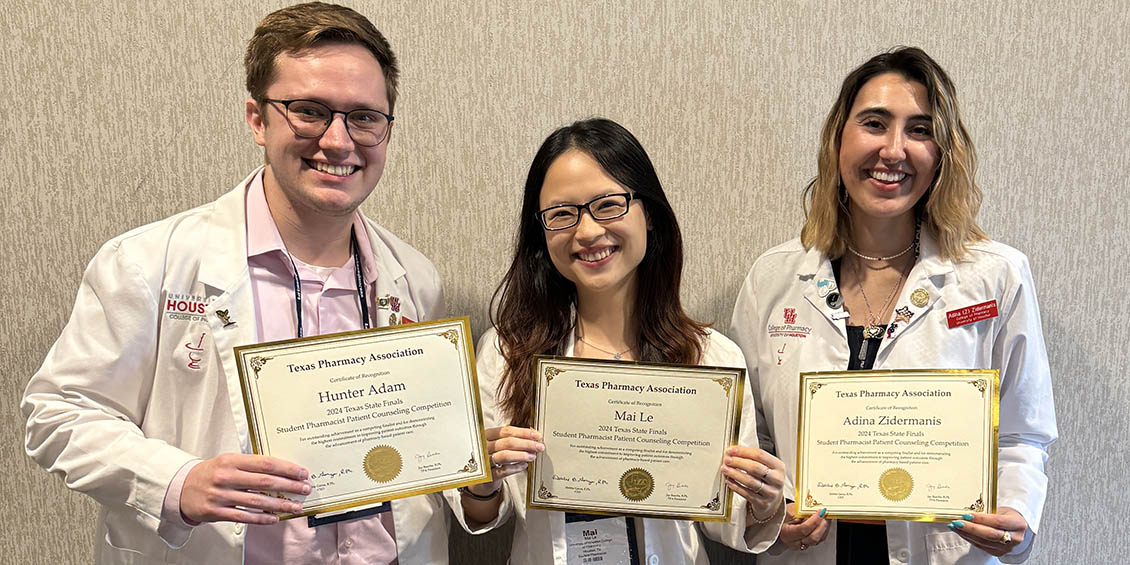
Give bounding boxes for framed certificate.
[795,369,999,522]
[234,317,490,519]
[527,355,744,522]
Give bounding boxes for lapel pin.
[816,279,837,298]
[910,289,929,308]
[215,309,236,328]
[826,291,843,309]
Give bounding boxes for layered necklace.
[850,225,920,361]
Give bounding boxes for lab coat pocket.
[925,529,985,564]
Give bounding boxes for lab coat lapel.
[878,229,954,354]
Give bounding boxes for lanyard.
[286,227,371,338]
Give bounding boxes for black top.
[832,259,890,564]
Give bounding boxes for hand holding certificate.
[528,356,745,521]
[234,317,491,519]
[795,369,999,522]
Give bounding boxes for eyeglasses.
[536,192,637,231]
[264,98,394,147]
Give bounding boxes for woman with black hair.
[458,118,786,563]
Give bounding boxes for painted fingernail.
[819,508,827,517]
[962,513,974,521]
[951,520,964,529]
[947,523,955,531]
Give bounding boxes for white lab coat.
[22,168,489,564]
[470,327,785,565]
[728,232,1057,565]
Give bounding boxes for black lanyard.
[286,227,370,338]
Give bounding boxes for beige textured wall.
[2,1,1125,562]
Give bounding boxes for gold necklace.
[851,256,910,361]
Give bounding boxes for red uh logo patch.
[784,308,797,325]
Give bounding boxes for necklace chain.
[576,333,633,360]
[848,239,915,262]
[853,256,908,338]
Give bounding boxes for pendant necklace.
[576,325,633,360]
[852,254,910,362]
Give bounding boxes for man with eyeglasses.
[21,4,483,564]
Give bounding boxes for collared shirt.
[161,172,399,565]
[242,173,399,565]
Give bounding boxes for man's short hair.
[245,2,400,112]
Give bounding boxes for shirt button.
[233,524,244,535]
[896,549,909,562]
[344,539,353,548]
[648,555,659,565]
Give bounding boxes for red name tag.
[947,300,998,329]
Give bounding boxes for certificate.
[527,355,744,521]
[795,369,999,522]
[234,317,490,519]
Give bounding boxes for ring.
[1000,531,1012,544]
[491,462,504,469]
[799,543,808,551]
[753,479,764,496]
[761,467,770,481]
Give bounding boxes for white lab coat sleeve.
[445,328,514,533]
[22,239,198,543]
[729,265,793,499]
[699,331,786,553]
[992,253,1057,563]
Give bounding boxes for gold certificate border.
[794,369,999,523]
[526,355,744,523]
[233,316,492,519]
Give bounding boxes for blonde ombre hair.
[801,47,987,260]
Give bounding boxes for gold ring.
[1000,531,1011,544]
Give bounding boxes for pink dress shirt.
[161,174,400,565]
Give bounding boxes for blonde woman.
[729,47,1056,564]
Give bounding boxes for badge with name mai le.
[234,317,491,519]
[528,355,744,522]
[795,369,999,522]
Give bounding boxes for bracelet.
[459,485,501,501]
[748,498,782,524]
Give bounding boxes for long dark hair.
[492,118,707,426]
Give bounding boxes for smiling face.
[247,42,392,222]
[539,150,648,298]
[838,72,940,224]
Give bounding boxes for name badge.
[946,300,999,329]
[565,515,635,565]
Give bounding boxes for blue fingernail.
[962,513,974,521]
[951,520,964,529]
[947,523,955,530]
[819,508,827,517]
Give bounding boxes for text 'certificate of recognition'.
[528,356,744,522]
[796,369,999,522]
[235,317,490,519]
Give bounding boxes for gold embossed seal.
[878,468,913,501]
[363,445,403,483]
[619,468,654,501]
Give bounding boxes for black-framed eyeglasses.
[536,192,638,231]
[264,98,394,147]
